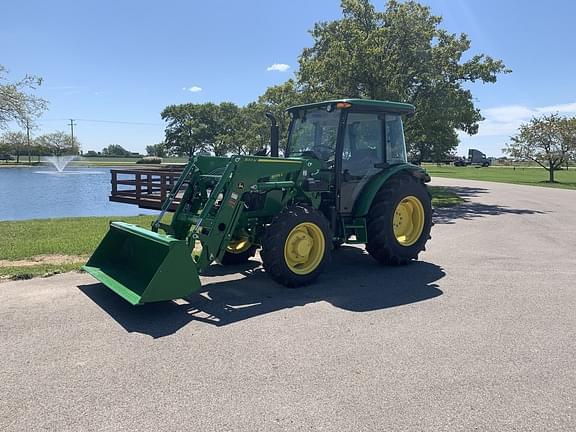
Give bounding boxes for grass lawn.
[0,186,459,281]
[425,164,576,190]
[0,215,158,280]
[428,186,464,207]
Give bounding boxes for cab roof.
[287,98,415,115]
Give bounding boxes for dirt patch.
[0,254,87,268]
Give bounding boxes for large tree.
[161,102,269,156]
[232,102,270,155]
[0,65,48,130]
[296,0,509,160]
[0,131,27,163]
[161,103,210,157]
[505,114,576,183]
[36,131,80,156]
[146,143,167,157]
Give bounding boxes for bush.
[136,156,162,164]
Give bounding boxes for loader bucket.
[82,222,201,305]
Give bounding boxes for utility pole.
[69,119,76,142]
[69,119,77,154]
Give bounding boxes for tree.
[296,0,509,159]
[161,102,266,156]
[0,140,10,160]
[504,114,576,183]
[161,104,209,157]
[0,131,27,163]
[146,143,167,157]
[0,65,48,130]
[233,102,271,154]
[102,144,131,156]
[208,102,239,156]
[36,131,80,156]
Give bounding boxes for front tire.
[221,238,258,265]
[366,173,432,265]
[261,205,332,287]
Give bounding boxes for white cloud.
[475,101,576,137]
[266,63,290,72]
[535,102,576,113]
[183,85,202,92]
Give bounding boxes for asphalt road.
[1,178,575,431]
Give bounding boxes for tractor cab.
[286,99,415,215]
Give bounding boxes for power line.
[36,118,163,126]
[76,118,163,126]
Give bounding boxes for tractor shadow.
[433,186,544,224]
[78,246,445,338]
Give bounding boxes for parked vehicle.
[454,149,491,167]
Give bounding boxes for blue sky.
[2,0,576,156]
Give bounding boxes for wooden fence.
[109,166,184,211]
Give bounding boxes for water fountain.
[43,155,76,172]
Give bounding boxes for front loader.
[83,99,433,305]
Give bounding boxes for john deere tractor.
[83,99,433,305]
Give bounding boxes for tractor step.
[343,219,367,243]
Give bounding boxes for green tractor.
[83,99,433,305]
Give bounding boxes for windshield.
[287,108,340,161]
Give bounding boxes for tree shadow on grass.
[78,247,444,338]
[433,186,545,224]
[435,185,489,200]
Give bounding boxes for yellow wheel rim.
[393,196,425,246]
[226,237,252,254]
[283,222,325,275]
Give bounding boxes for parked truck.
[454,149,491,167]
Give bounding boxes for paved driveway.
[1,178,575,431]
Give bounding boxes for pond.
[0,166,157,221]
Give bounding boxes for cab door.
[338,112,384,214]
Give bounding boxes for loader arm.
[83,155,319,305]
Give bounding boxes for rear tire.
[366,173,432,265]
[262,205,332,287]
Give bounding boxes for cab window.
[342,112,383,177]
[385,114,407,164]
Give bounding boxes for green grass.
[429,186,464,207]
[425,164,576,190]
[0,263,81,280]
[0,188,459,280]
[0,215,158,280]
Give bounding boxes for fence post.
[146,173,152,195]
[160,174,166,201]
[111,171,117,196]
[136,172,141,200]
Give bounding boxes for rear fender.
[351,164,430,218]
